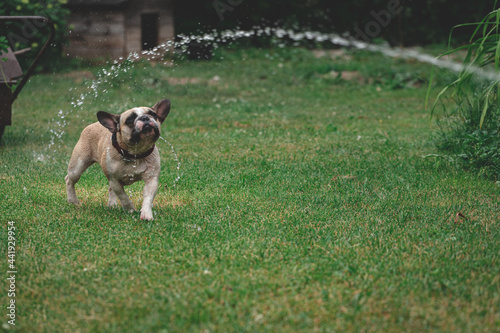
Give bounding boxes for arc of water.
[144,27,500,82]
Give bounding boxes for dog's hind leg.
[66,148,94,205]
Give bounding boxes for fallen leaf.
[454,212,466,224]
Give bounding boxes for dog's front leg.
[140,177,159,220]
[108,187,119,207]
[108,179,135,213]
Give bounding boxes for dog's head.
[97,99,170,151]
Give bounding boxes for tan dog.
[65,99,171,220]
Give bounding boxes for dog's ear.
[97,111,120,133]
[152,99,171,124]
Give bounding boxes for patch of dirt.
[61,71,95,84]
[326,70,373,84]
[167,77,201,85]
[234,121,251,128]
[313,49,353,61]
[167,75,221,86]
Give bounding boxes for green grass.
[0,46,499,332]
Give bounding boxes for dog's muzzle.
[131,118,160,144]
[142,122,153,133]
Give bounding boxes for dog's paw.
[140,209,154,221]
[121,203,135,213]
[107,201,120,208]
[67,197,80,205]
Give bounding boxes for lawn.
[0,46,499,332]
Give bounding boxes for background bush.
[0,0,70,72]
[429,5,500,180]
[0,0,496,73]
[175,0,493,46]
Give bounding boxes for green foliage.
[0,36,8,54]
[0,0,70,72]
[175,0,492,46]
[437,126,500,179]
[427,4,500,180]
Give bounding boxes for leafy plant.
[427,3,500,179]
[0,0,70,72]
[0,36,8,54]
[436,124,500,179]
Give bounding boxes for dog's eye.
[125,113,136,127]
[147,110,158,120]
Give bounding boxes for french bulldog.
[65,99,171,220]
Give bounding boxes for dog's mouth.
[141,123,159,138]
[130,122,160,145]
[142,123,153,133]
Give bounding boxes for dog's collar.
[111,132,155,160]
